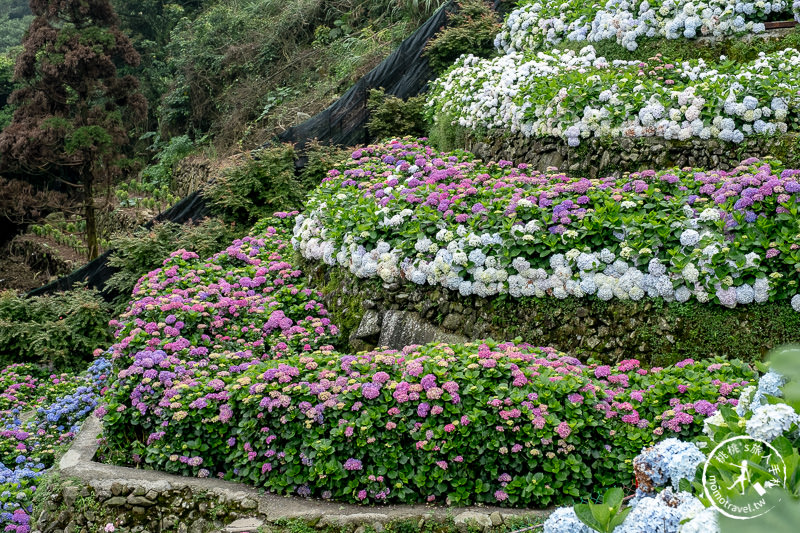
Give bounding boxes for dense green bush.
[203,144,307,225]
[0,51,15,130]
[423,0,500,74]
[0,287,112,370]
[105,217,241,313]
[366,88,428,141]
[139,133,198,189]
[297,140,351,191]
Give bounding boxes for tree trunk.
[84,171,98,260]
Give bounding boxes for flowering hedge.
[496,0,799,53]
[294,139,800,310]
[98,213,756,507]
[0,358,110,533]
[428,45,800,145]
[543,346,800,533]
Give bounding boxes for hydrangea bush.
[0,358,110,533]
[496,0,797,53]
[428,45,800,145]
[99,213,756,507]
[294,139,800,310]
[543,347,800,533]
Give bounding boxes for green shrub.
[299,140,350,191]
[105,217,241,313]
[423,0,500,74]
[0,287,112,370]
[139,133,197,189]
[366,88,428,141]
[203,144,307,225]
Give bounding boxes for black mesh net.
[274,2,454,150]
[26,191,211,298]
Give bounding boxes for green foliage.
[158,0,417,145]
[105,217,241,313]
[139,133,198,188]
[114,1,204,46]
[424,0,500,74]
[299,140,350,189]
[64,125,113,154]
[0,287,112,370]
[574,488,631,533]
[0,0,32,54]
[427,111,474,152]
[204,144,307,225]
[766,345,800,412]
[1,50,18,130]
[366,88,428,141]
[399,0,448,23]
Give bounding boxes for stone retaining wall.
[35,417,545,533]
[460,133,800,178]
[306,262,800,366]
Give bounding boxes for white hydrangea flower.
[680,229,700,247]
[746,403,800,441]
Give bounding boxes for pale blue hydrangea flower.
[682,263,699,283]
[615,489,702,533]
[792,294,800,312]
[736,386,760,417]
[680,229,700,247]
[550,253,567,269]
[458,281,472,296]
[600,248,615,263]
[512,257,530,273]
[716,286,737,308]
[675,286,692,303]
[746,403,800,441]
[577,252,600,271]
[629,286,645,300]
[410,270,427,285]
[758,369,785,398]
[735,284,754,305]
[679,506,719,533]
[634,438,706,490]
[580,277,598,295]
[543,507,592,533]
[468,249,486,267]
[597,286,614,301]
[415,238,432,253]
[656,277,674,298]
[648,258,666,277]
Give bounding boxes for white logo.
[702,435,787,519]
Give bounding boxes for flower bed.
[496,0,799,53]
[428,46,800,146]
[294,139,800,310]
[542,346,800,533]
[98,213,756,507]
[0,358,110,533]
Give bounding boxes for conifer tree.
[0,0,147,259]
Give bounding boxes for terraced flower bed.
[428,46,800,145]
[90,210,758,508]
[295,139,800,310]
[496,0,800,53]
